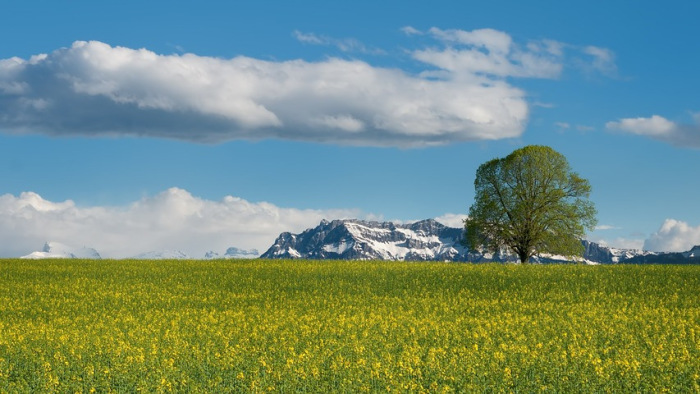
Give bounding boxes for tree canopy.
[465,145,597,263]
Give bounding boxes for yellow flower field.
[0,259,698,392]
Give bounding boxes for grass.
[0,259,698,392]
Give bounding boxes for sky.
[1,0,699,258]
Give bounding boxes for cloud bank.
[0,40,528,147]
[606,114,700,148]
[0,31,615,147]
[0,188,365,258]
[644,219,700,252]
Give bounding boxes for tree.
[465,145,597,263]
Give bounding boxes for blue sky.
[1,0,699,257]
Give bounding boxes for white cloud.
[434,213,468,228]
[411,28,564,79]
[292,30,325,45]
[0,32,616,147]
[606,115,675,136]
[427,27,513,54]
[311,115,365,132]
[644,219,700,252]
[593,237,644,251]
[595,224,620,230]
[0,188,366,258]
[407,27,616,81]
[293,30,384,54]
[0,40,530,147]
[582,46,617,76]
[555,122,571,129]
[400,26,423,36]
[606,114,700,148]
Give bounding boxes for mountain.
[262,219,489,262]
[223,247,260,259]
[21,242,102,259]
[261,219,698,264]
[684,245,700,258]
[204,251,221,259]
[578,240,658,264]
[204,247,260,259]
[621,245,700,264]
[132,250,190,259]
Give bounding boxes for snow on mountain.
[204,247,260,259]
[622,245,700,264]
[223,247,260,259]
[261,219,476,261]
[261,219,697,264]
[20,241,101,259]
[683,245,700,258]
[132,250,190,259]
[578,240,657,264]
[204,251,221,259]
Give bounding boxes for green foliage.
[0,259,698,392]
[465,145,597,263]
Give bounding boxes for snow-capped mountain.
[261,219,699,264]
[262,219,481,261]
[621,245,700,264]
[132,250,190,259]
[204,247,260,259]
[204,251,221,259]
[579,240,659,264]
[223,247,260,259]
[21,242,102,259]
[684,245,700,258]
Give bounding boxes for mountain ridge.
[261,218,698,264]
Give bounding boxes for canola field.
[0,259,698,392]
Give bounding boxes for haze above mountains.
[20,220,700,264]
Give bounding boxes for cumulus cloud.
[644,219,700,252]
[0,31,617,148]
[0,40,534,147]
[607,115,675,136]
[606,114,700,148]
[0,188,366,258]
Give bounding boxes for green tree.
[465,145,597,263]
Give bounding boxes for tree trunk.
[519,251,529,264]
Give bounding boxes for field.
[0,259,698,392]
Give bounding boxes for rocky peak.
[261,218,698,264]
